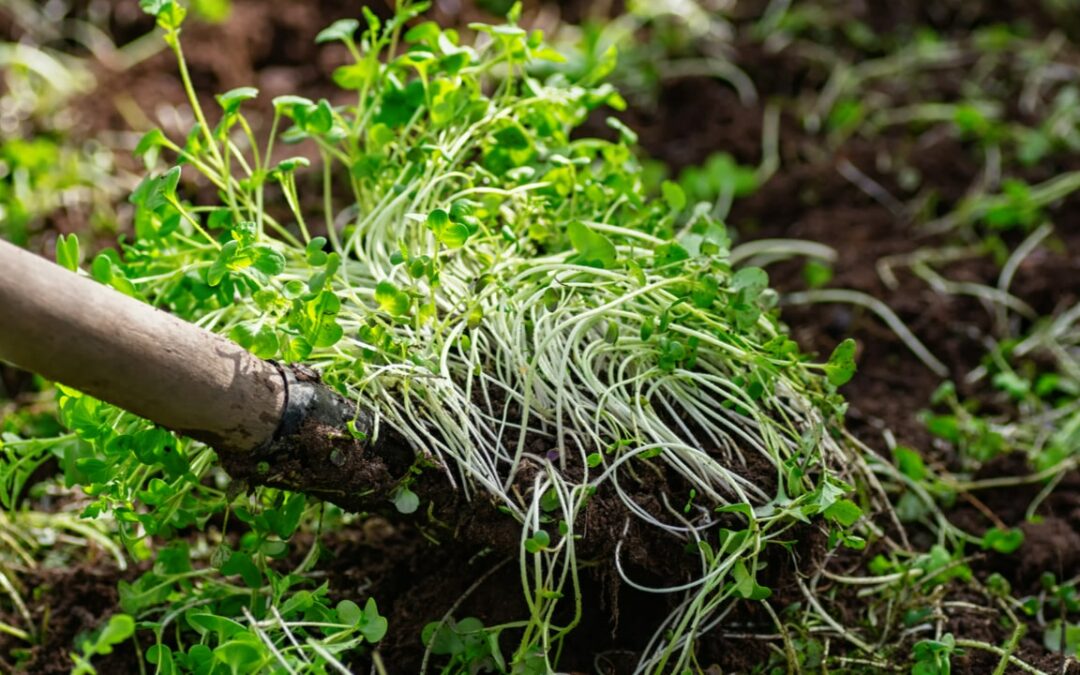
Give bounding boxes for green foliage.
[70,614,135,675]
[56,233,81,272]
[802,260,833,289]
[919,384,1009,465]
[981,180,1042,231]
[567,221,617,268]
[392,486,420,514]
[0,29,128,244]
[980,527,1024,554]
[825,339,857,387]
[140,0,187,32]
[1043,620,1080,658]
[1035,577,1080,657]
[190,0,231,22]
[524,529,551,554]
[8,3,1080,675]
[0,128,119,246]
[911,634,958,675]
[337,598,389,643]
[423,617,508,673]
[828,98,865,135]
[677,152,760,204]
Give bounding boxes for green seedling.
[422,617,507,674]
[70,614,136,675]
[1043,620,1080,658]
[911,633,959,675]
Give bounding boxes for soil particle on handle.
[219,415,410,513]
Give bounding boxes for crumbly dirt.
[220,414,409,512]
[945,586,1079,675]
[0,562,142,674]
[324,521,684,673]
[950,453,1080,591]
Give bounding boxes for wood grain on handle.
[0,239,285,452]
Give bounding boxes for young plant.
[70,614,136,675]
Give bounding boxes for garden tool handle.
[0,239,286,452]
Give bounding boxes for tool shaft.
[0,239,285,452]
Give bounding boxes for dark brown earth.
[3,0,1080,673]
[0,563,139,675]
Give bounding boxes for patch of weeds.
[920,382,1009,467]
[5,0,882,670]
[998,574,1080,661]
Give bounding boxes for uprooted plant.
[2,1,912,672]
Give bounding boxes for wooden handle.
[0,239,285,452]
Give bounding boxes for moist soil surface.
[3,0,1080,673]
[0,562,141,675]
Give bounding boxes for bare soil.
[0,563,140,674]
